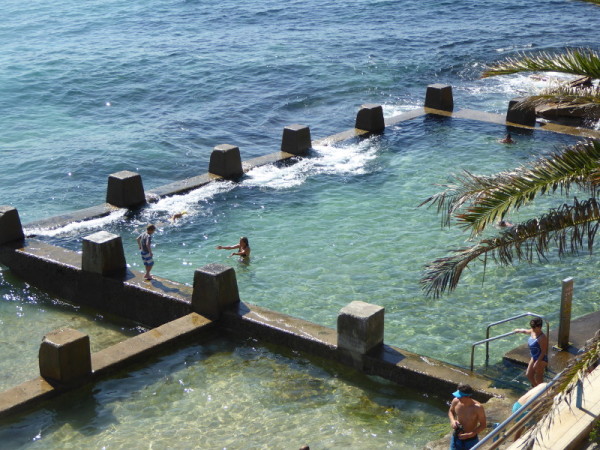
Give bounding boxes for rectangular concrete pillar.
[425,84,454,111]
[355,104,385,132]
[209,144,243,179]
[192,263,240,319]
[82,231,126,275]
[337,301,384,354]
[506,97,536,126]
[281,124,312,155]
[39,328,92,384]
[106,170,146,208]
[0,206,25,245]
[558,277,574,350]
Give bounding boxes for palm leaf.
[421,140,600,235]
[421,197,600,297]
[482,48,600,79]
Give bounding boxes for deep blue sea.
[1,0,599,448]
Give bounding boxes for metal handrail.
[470,331,518,371]
[484,312,549,365]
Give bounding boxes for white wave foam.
[243,139,379,190]
[25,210,127,237]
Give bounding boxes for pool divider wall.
[106,170,146,208]
[209,144,244,179]
[0,206,24,245]
[355,104,385,132]
[0,313,214,419]
[506,97,537,127]
[82,231,127,275]
[281,124,312,155]
[424,84,454,112]
[191,264,240,319]
[22,88,600,233]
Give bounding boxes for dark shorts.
[450,434,479,450]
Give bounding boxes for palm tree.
[420,139,600,297]
[482,49,600,122]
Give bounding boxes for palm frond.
[421,140,600,235]
[482,48,600,79]
[421,197,600,297]
[515,86,600,110]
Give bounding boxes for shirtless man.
[448,383,487,450]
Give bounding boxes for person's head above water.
[240,236,249,247]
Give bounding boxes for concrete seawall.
[3,87,600,426]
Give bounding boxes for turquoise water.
[1,0,600,447]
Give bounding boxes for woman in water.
[216,236,251,259]
[514,318,548,386]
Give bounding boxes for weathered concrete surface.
[504,310,600,374]
[39,328,92,384]
[424,84,454,112]
[106,171,146,208]
[0,206,24,245]
[191,264,240,320]
[81,231,126,275]
[209,144,243,179]
[0,239,193,328]
[0,313,214,420]
[221,301,511,402]
[281,124,312,155]
[337,301,384,354]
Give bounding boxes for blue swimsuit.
[528,335,548,362]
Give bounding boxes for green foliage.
[420,140,600,297]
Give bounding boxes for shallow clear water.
[1,0,600,447]
[0,338,449,449]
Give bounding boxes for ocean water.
[1,0,599,447]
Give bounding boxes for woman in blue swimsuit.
[514,318,548,387]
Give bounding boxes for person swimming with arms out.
[216,236,251,260]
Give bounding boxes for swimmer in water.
[499,133,515,144]
[216,236,250,259]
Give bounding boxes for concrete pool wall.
[1,84,599,420]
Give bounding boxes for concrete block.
[281,124,312,155]
[355,104,385,132]
[39,328,92,383]
[106,170,146,208]
[192,263,240,319]
[337,301,384,354]
[0,206,25,245]
[82,231,126,275]
[209,144,243,179]
[425,84,454,111]
[506,97,536,126]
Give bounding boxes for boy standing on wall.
[137,224,156,281]
[448,383,487,450]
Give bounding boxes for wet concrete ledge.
[0,237,509,406]
[221,301,506,402]
[0,313,214,420]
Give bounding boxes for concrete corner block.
[337,301,384,354]
[425,84,454,111]
[355,104,385,132]
[82,231,126,275]
[0,206,25,245]
[192,263,240,319]
[209,144,243,179]
[39,328,92,383]
[106,170,146,208]
[281,124,312,155]
[506,97,536,126]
